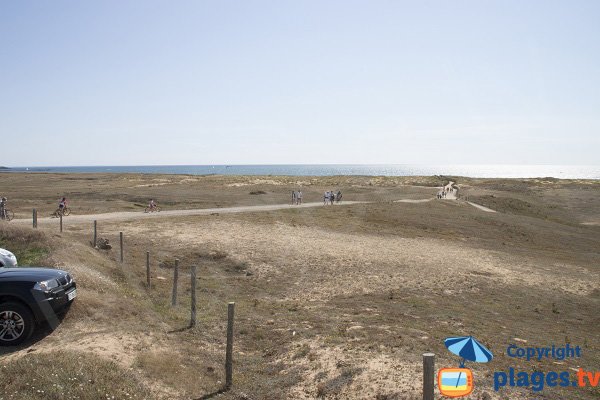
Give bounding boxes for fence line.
[33,218,445,397]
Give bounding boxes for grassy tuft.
[316,368,363,398]
[0,351,152,400]
[0,225,52,266]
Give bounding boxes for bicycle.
[144,205,161,213]
[53,207,71,218]
[1,209,14,221]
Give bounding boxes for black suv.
[0,267,76,345]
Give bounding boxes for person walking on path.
[292,191,297,205]
[297,191,303,205]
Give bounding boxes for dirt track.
[12,196,500,226]
[12,201,368,224]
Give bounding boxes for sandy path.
[394,199,432,203]
[467,201,496,213]
[12,189,495,226]
[444,181,457,199]
[436,181,457,200]
[13,201,369,225]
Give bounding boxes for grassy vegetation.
[0,351,152,400]
[0,172,442,217]
[0,224,52,266]
[1,174,598,399]
[316,367,364,397]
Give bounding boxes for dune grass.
[0,224,52,266]
[0,350,151,400]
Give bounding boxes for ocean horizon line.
[2,164,599,179]
[4,163,600,168]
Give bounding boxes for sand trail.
[467,202,496,213]
[12,197,477,226]
[12,189,496,228]
[13,201,367,225]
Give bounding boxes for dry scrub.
[0,174,598,399]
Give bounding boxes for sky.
[1,0,599,166]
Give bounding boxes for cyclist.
[58,197,67,212]
[148,199,157,211]
[0,197,6,220]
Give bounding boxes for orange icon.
[438,367,474,397]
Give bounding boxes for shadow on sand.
[166,323,195,334]
[194,387,229,399]
[0,313,68,356]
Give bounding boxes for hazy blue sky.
[1,0,599,166]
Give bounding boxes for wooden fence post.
[32,209,37,228]
[423,353,435,400]
[225,302,235,390]
[190,265,197,327]
[146,251,151,288]
[172,259,179,306]
[93,220,97,247]
[59,213,63,233]
[119,232,124,263]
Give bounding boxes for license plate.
[67,289,77,301]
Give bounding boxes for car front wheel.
[0,302,35,346]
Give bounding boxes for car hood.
[0,267,68,282]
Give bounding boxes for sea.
[3,165,600,179]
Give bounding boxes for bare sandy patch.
[121,218,597,300]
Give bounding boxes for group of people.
[2,190,353,219]
[291,191,303,205]
[436,186,455,199]
[290,190,343,205]
[324,190,342,205]
[0,196,68,220]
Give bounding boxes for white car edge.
[0,248,18,267]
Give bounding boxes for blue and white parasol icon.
[444,336,493,389]
[444,336,493,367]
